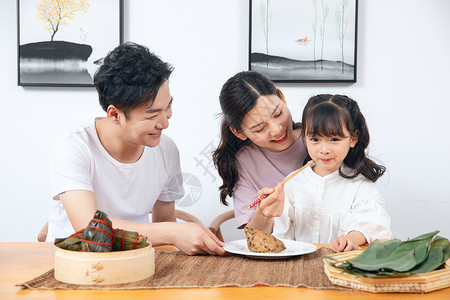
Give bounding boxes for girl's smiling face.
[305,125,358,177]
[231,94,298,152]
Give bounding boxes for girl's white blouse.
[273,166,392,244]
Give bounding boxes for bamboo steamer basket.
[323,250,450,293]
[55,244,155,285]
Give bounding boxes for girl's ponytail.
[342,98,386,182]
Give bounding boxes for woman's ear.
[276,88,286,104]
[230,126,248,141]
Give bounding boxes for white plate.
[224,239,317,259]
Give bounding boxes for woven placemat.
[17,246,349,290]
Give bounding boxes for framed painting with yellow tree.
[17,0,124,87]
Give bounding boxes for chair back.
[208,210,235,242]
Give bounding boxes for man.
[47,42,225,255]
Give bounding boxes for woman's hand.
[170,222,226,256]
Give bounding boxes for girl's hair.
[213,71,291,205]
[302,94,385,182]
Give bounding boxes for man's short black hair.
[94,42,173,119]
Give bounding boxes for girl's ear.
[276,88,286,104]
[230,126,248,141]
[350,130,359,148]
[107,105,121,124]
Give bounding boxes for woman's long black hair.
[302,94,385,182]
[213,71,284,205]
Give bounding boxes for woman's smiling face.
[231,95,297,152]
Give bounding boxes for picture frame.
[249,0,358,83]
[17,0,124,87]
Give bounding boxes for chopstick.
[247,160,314,209]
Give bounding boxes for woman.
[213,71,308,233]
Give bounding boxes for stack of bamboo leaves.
[327,230,450,277]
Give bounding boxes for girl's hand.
[331,231,365,252]
[245,184,285,234]
[257,184,285,218]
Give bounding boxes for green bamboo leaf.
[405,230,440,243]
[350,247,417,272]
[113,229,149,251]
[441,235,450,259]
[411,237,434,266]
[356,269,404,278]
[54,236,83,251]
[325,256,351,268]
[351,239,401,262]
[348,231,439,272]
[407,237,450,274]
[328,231,449,277]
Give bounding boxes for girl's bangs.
[305,104,347,137]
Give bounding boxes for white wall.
[1,0,449,242]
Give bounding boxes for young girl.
[262,94,392,252]
[213,71,308,233]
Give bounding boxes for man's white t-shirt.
[47,120,184,241]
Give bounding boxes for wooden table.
[1,242,449,300]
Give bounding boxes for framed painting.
[17,0,124,87]
[249,0,358,83]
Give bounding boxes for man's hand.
[170,222,226,256]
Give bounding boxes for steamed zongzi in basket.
[54,210,149,252]
[81,210,114,252]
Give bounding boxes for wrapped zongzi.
[54,210,150,252]
[81,210,114,252]
[113,229,149,251]
[54,229,84,251]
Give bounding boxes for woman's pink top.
[233,136,308,228]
